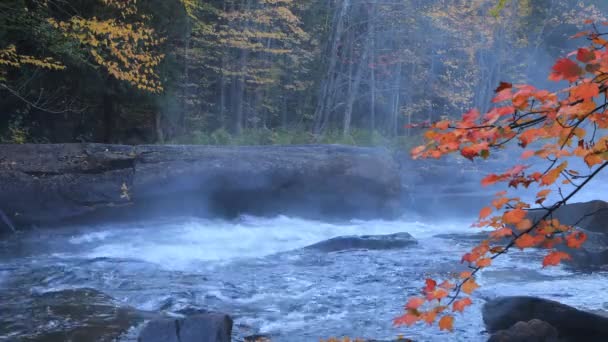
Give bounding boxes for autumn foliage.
[396,23,608,332]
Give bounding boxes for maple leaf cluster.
[396,23,608,332]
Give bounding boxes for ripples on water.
[1,215,607,341]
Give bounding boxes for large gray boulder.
[0,144,402,228]
[138,314,232,342]
[483,296,608,341]
[527,200,608,234]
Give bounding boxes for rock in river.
[304,232,417,252]
[483,296,608,341]
[0,144,402,228]
[138,313,233,342]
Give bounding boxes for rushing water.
[1,213,607,342]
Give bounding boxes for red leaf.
[495,82,513,93]
[577,48,596,63]
[542,251,572,267]
[424,279,437,293]
[571,82,600,101]
[566,231,587,249]
[549,58,583,82]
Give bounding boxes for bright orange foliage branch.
[396,23,608,332]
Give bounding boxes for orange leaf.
[542,251,572,267]
[571,82,599,100]
[492,197,510,209]
[515,233,538,249]
[438,315,454,332]
[503,208,527,225]
[536,189,552,198]
[490,227,513,239]
[461,279,479,294]
[406,297,425,310]
[424,279,437,293]
[482,174,501,187]
[479,207,493,219]
[476,258,492,268]
[394,312,419,326]
[421,310,437,325]
[521,150,535,159]
[459,271,472,279]
[452,297,473,313]
[515,219,533,231]
[541,162,568,186]
[435,120,450,130]
[566,231,587,249]
[428,288,449,302]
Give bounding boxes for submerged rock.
[138,313,232,342]
[304,232,417,252]
[1,288,154,341]
[483,296,608,341]
[487,319,558,342]
[0,144,402,228]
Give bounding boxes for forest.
[2,0,607,146]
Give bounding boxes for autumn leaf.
[571,82,599,100]
[549,58,583,82]
[452,297,473,313]
[515,233,538,249]
[461,279,479,294]
[542,251,572,267]
[476,258,492,268]
[541,162,568,186]
[479,207,493,219]
[459,271,472,279]
[566,231,587,249]
[394,312,419,326]
[515,219,533,231]
[424,279,437,293]
[536,189,551,198]
[495,81,512,93]
[406,297,425,310]
[490,227,513,239]
[481,174,501,187]
[438,315,454,332]
[503,208,527,225]
[576,48,596,63]
[521,150,535,159]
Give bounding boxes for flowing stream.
[1,212,607,341]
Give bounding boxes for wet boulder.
[0,144,402,228]
[483,296,608,341]
[527,200,608,234]
[487,319,558,342]
[2,288,154,341]
[304,232,417,252]
[138,313,233,342]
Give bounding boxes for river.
[1,210,607,341]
